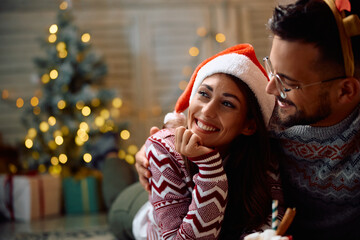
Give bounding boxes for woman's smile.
[195,119,219,132]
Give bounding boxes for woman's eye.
[198,90,209,98]
[223,101,235,108]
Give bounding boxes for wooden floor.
[0,212,109,240]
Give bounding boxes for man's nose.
[266,75,279,97]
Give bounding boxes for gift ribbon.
[81,178,90,213]
[4,175,15,221]
[38,177,45,218]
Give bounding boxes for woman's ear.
[241,119,257,136]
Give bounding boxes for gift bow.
[325,0,360,77]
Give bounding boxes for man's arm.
[135,127,160,192]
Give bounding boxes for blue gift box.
[62,176,99,214]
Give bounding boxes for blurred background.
[0,0,298,185]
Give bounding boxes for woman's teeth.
[197,121,217,132]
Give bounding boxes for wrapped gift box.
[62,175,100,214]
[0,174,62,221]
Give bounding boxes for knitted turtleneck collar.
[271,104,360,141]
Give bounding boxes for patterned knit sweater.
[270,106,360,239]
[146,128,228,240]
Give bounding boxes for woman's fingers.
[175,126,186,152]
[175,127,207,157]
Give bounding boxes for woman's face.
[188,73,253,149]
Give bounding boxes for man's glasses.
[263,56,346,99]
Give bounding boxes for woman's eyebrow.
[201,84,213,92]
[201,83,241,102]
[223,93,241,102]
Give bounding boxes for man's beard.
[274,91,332,127]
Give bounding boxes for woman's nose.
[201,100,217,118]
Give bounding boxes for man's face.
[266,36,336,127]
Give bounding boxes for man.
[261,0,360,238]
[129,0,360,239]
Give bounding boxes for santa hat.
[168,43,274,125]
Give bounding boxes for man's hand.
[135,127,160,193]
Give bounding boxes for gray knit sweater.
[270,106,360,239]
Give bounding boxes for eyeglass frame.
[263,56,346,99]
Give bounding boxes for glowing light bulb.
[49,24,58,34]
[197,27,207,37]
[59,154,68,164]
[48,140,57,150]
[91,98,100,107]
[25,139,33,149]
[118,150,126,159]
[39,121,49,132]
[112,98,123,108]
[2,89,9,99]
[95,116,105,127]
[81,106,91,116]
[79,122,89,132]
[59,1,68,10]
[81,33,91,43]
[51,156,59,165]
[59,51,68,58]
[120,130,130,140]
[178,80,188,90]
[83,153,92,163]
[57,100,66,109]
[76,101,85,110]
[127,145,138,155]
[30,96,39,107]
[215,33,226,43]
[125,154,135,164]
[9,163,17,174]
[48,34,57,43]
[38,164,46,173]
[48,116,56,126]
[49,69,58,79]
[100,109,110,119]
[55,136,64,145]
[75,136,84,146]
[61,126,69,135]
[56,42,66,51]
[41,74,50,84]
[182,66,193,77]
[33,106,41,115]
[27,128,37,138]
[189,47,199,57]
[53,130,62,137]
[16,98,24,108]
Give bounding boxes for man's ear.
[337,77,360,104]
[241,119,257,136]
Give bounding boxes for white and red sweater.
[145,128,228,240]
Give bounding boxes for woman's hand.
[175,126,213,158]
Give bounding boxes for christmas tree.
[21,1,128,174]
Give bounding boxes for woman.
[140,44,283,239]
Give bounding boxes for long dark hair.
[185,74,274,239]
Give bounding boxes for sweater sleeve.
[147,135,228,240]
